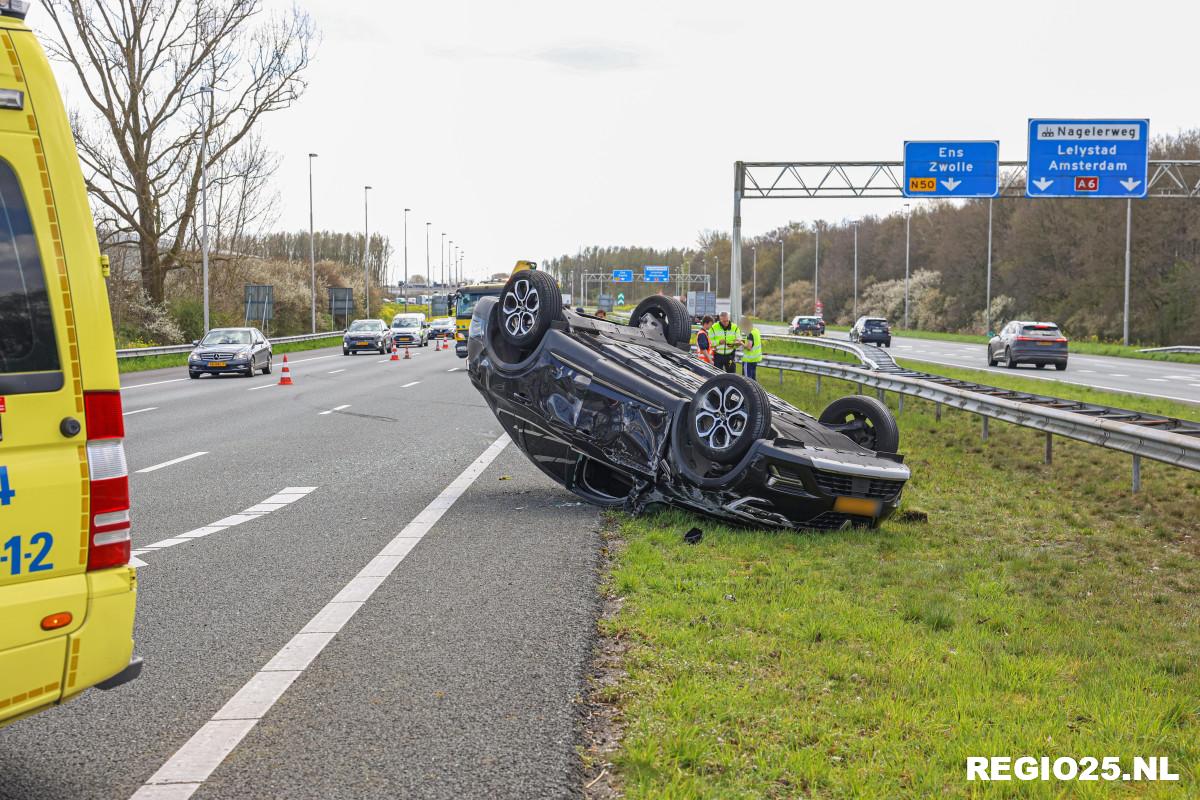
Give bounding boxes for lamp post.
[425,222,431,299]
[851,220,860,320]
[441,232,446,288]
[903,204,911,330]
[751,246,757,316]
[402,207,410,311]
[448,240,453,288]
[308,153,318,333]
[363,185,372,316]
[199,86,213,333]
[813,221,820,314]
[779,235,785,324]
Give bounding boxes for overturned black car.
[467,270,910,530]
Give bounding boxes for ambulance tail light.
[84,391,131,571]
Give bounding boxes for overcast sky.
[48,0,1200,284]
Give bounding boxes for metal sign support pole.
[1123,199,1132,346]
[903,210,910,329]
[779,237,784,324]
[730,161,743,320]
[985,198,993,336]
[814,225,819,313]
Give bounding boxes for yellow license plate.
[833,496,881,517]
[1037,341,1054,346]
[908,177,937,193]
[356,341,369,346]
[208,361,226,367]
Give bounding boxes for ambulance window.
[0,158,60,384]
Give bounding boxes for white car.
[391,312,429,347]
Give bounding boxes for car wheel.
[987,347,998,367]
[1006,348,1017,368]
[1035,363,1045,369]
[497,268,562,349]
[818,395,900,453]
[343,349,349,356]
[688,374,772,464]
[1056,362,1067,371]
[262,356,272,375]
[189,370,199,379]
[629,295,691,349]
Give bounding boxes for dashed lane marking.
[246,382,277,392]
[318,404,350,415]
[136,452,208,474]
[123,378,187,390]
[130,487,317,566]
[401,381,421,388]
[327,369,346,374]
[123,407,158,416]
[129,436,509,800]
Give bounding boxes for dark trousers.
[743,361,757,380]
[713,353,736,373]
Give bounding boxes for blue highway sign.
[1026,119,1148,198]
[903,141,999,198]
[643,266,670,283]
[611,269,633,282]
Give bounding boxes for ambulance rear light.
[84,390,131,571]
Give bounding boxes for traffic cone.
[278,354,293,385]
[390,343,400,361]
[404,345,412,360]
[437,337,444,351]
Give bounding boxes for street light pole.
[402,207,410,312]
[903,204,911,330]
[852,221,860,320]
[814,222,820,314]
[308,153,318,333]
[441,232,446,288]
[363,185,372,316]
[425,222,431,300]
[199,86,213,333]
[779,235,785,324]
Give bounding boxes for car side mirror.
[191,340,199,346]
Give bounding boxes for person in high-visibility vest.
[740,317,763,381]
[710,312,741,374]
[695,315,715,364]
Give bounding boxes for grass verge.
[598,370,1200,799]
[117,335,344,373]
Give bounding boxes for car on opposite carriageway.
[988,320,1069,370]
[188,327,273,378]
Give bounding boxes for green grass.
[762,337,860,365]
[117,335,344,373]
[892,361,1199,421]
[600,370,1200,799]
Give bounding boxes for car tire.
[1056,362,1067,371]
[262,356,272,375]
[818,395,900,454]
[189,370,199,379]
[343,349,349,356]
[629,295,691,349]
[987,347,998,367]
[688,374,772,464]
[1035,363,1045,369]
[1006,348,1017,368]
[497,268,562,349]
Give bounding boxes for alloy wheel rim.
[694,385,749,451]
[501,278,540,337]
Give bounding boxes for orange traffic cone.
[404,345,412,360]
[390,343,400,361]
[436,337,443,351]
[278,354,293,385]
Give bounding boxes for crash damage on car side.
[467,279,911,531]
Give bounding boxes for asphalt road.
[0,344,602,800]
[759,325,1200,406]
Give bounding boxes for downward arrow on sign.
[1032,177,1054,191]
[1120,178,1142,192]
[943,178,961,191]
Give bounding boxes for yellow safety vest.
[712,322,740,355]
[742,328,763,363]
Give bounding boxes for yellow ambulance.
[0,1,139,727]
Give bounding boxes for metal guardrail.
[116,331,343,359]
[1138,345,1200,354]
[759,334,1200,490]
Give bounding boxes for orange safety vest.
[695,328,714,363]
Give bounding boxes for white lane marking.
[1191,384,1200,389]
[284,354,340,365]
[327,369,346,374]
[447,367,460,372]
[401,381,421,388]
[130,435,510,800]
[895,355,1200,405]
[1164,375,1196,381]
[136,452,208,474]
[1146,378,1168,382]
[133,487,317,564]
[122,378,187,390]
[246,382,277,391]
[123,407,158,416]
[318,404,350,415]
[1108,373,1129,377]
[376,358,390,363]
[1076,369,1095,373]
[128,555,149,568]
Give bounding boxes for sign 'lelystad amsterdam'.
[1026,119,1149,198]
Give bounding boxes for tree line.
[547,132,1200,345]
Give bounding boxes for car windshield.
[1021,324,1061,338]
[393,318,420,328]
[434,318,453,326]
[348,320,383,331]
[200,329,251,346]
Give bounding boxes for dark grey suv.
[850,316,892,347]
[987,321,1068,370]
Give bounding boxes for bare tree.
[43,0,316,302]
